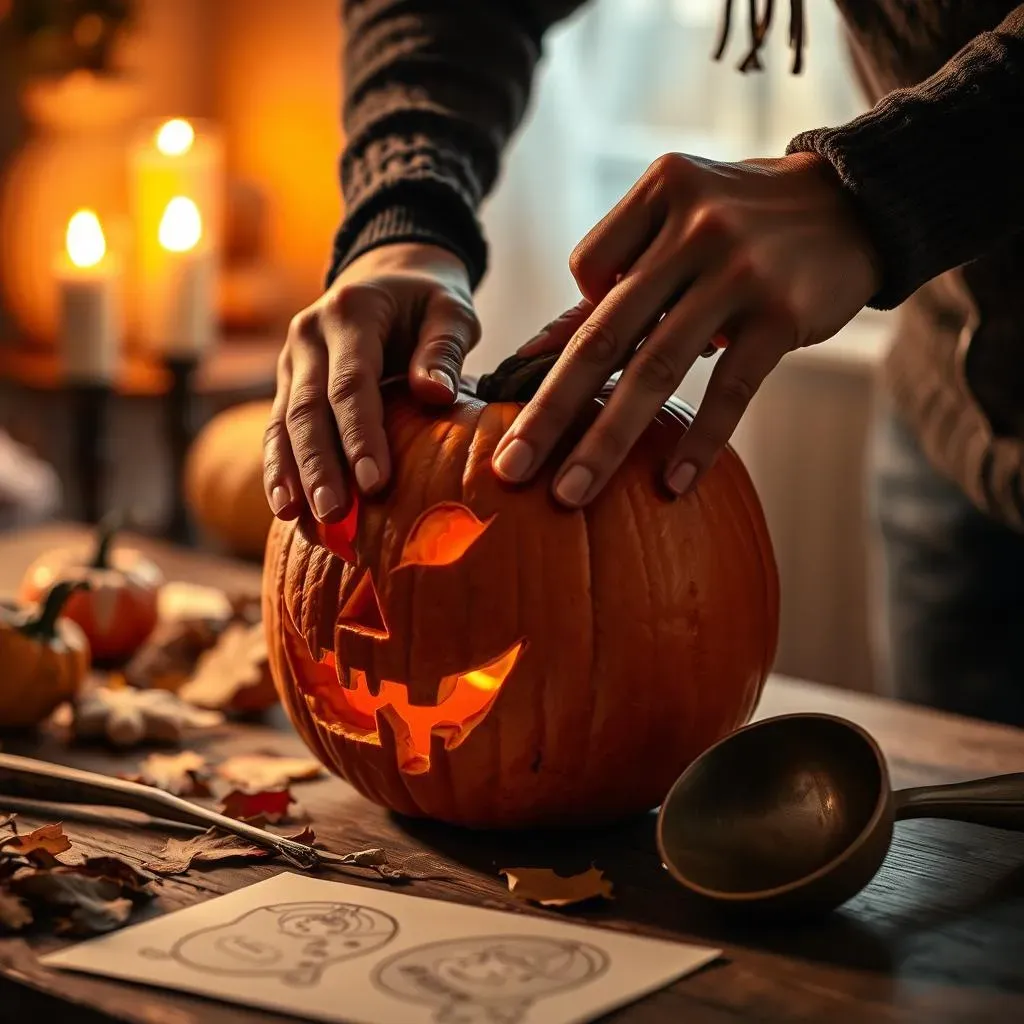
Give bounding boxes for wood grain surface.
[0,524,1022,1024]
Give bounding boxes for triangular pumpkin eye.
[396,502,494,569]
[337,569,389,639]
[317,493,359,562]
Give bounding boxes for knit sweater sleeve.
[787,5,1024,310]
[328,1,587,291]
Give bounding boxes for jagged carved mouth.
[303,641,525,774]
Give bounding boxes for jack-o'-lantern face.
[264,390,777,830]
[298,495,526,776]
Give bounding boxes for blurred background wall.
[0,0,890,695]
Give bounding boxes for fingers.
[263,348,302,520]
[544,268,747,507]
[320,287,391,496]
[491,229,699,491]
[664,317,790,495]
[408,291,480,403]
[283,311,351,522]
[517,298,594,359]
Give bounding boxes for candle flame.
[66,209,106,269]
[158,196,203,253]
[156,118,195,157]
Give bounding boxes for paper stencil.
[42,872,720,1024]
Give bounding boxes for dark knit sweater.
[331,1,1024,528]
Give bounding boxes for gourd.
[19,517,163,665]
[262,357,779,828]
[0,581,91,729]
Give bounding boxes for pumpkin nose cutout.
[395,502,494,569]
[336,569,389,639]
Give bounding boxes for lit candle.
[130,117,223,348]
[55,209,121,383]
[153,195,215,358]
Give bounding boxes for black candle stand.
[163,355,200,544]
[68,379,111,525]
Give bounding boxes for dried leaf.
[157,581,234,623]
[0,822,72,859]
[215,753,324,792]
[124,750,210,797]
[0,890,33,932]
[124,617,221,692]
[0,813,16,830]
[217,788,295,824]
[500,866,614,907]
[8,859,153,937]
[143,826,315,876]
[72,685,224,748]
[178,622,276,713]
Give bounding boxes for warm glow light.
[309,640,525,773]
[158,196,203,253]
[156,118,195,157]
[66,210,106,269]
[396,503,494,569]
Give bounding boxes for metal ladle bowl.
[655,713,1024,918]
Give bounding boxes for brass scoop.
[655,713,1024,918]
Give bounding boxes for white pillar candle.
[130,117,223,349]
[55,210,122,383]
[152,196,215,359]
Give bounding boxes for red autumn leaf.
[143,826,316,876]
[217,788,295,824]
[0,823,72,859]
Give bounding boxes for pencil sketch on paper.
[141,901,399,987]
[373,934,610,1023]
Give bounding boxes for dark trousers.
[869,408,1024,728]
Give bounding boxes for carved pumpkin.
[263,360,779,829]
[19,516,163,665]
[0,581,91,728]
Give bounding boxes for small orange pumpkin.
[0,580,91,729]
[19,516,164,665]
[263,358,779,829]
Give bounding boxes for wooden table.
[1,524,1023,1024]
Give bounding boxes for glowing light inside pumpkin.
[312,641,524,773]
[156,118,196,157]
[337,569,389,638]
[158,196,203,253]
[396,502,494,569]
[66,210,106,269]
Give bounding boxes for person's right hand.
[263,242,479,523]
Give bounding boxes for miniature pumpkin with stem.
[19,514,163,665]
[0,580,91,729]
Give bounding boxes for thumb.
[409,292,479,405]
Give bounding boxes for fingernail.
[312,485,340,520]
[354,456,380,492]
[428,368,456,397]
[270,485,291,515]
[493,438,534,482]
[555,464,594,506]
[667,462,697,496]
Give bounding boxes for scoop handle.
[894,773,1024,831]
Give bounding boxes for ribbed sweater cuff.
[787,15,1024,311]
[326,186,487,291]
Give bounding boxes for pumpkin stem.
[90,510,122,569]
[21,580,88,641]
[474,352,560,403]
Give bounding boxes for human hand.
[263,243,479,522]
[491,151,881,506]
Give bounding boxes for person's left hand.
[490,151,881,506]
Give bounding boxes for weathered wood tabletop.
[1,524,1023,1024]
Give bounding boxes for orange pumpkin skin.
[0,583,91,729]
[19,525,163,665]
[263,387,779,829]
